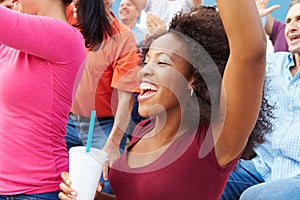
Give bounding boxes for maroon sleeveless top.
[110,119,240,200]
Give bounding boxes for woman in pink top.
[58,0,272,199]
[0,0,86,199]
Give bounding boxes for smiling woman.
[137,34,193,118]
[58,0,272,199]
[110,3,268,197]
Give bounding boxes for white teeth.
[140,83,158,91]
[290,35,299,40]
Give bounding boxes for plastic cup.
[69,146,108,200]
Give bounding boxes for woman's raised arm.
[214,0,267,166]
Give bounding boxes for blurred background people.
[130,0,203,27]
[256,0,288,52]
[118,0,146,139]
[128,0,203,36]
[222,0,300,199]
[118,0,146,46]
[65,0,140,194]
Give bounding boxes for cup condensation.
[69,146,108,200]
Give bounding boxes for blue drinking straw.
[86,110,96,153]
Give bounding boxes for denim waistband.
[69,112,113,123]
[0,191,59,200]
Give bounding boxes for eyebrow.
[147,49,170,56]
[146,50,179,63]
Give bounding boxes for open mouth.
[289,35,300,42]
[138,82,158,101]
[120,11,129,16]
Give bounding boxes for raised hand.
[146,12,167,37]
[255,0,280,16]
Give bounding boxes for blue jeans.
[0,191,59,200]
[240,174,300,200]
[65,114,127,194]
[221,159,264,200]
[66,115,122,150]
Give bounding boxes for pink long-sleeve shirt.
[0,7,86,194]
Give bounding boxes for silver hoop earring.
[190,89,194,97]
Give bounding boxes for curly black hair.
[140,7,274,159]
[63,0,73,5]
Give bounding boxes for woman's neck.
[150,107,192,143]
[35,3,67,21]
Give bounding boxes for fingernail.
[66,179,71,185]
[71,191,77,196]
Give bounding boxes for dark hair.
[76,0,117,50]
[63,0,73,6]
[169,7,229,125]
[242,80,274,160]
[141,7,274,159]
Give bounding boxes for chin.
[287,44,300,53]
[138,107,150,118]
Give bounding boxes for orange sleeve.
[111,31,141,93]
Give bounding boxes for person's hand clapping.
[146,13,167,37]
